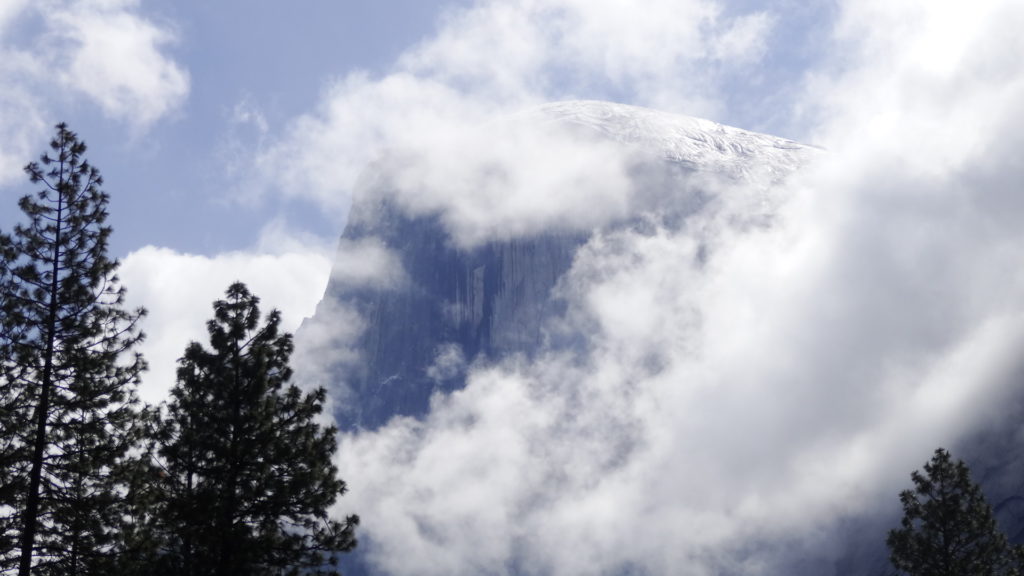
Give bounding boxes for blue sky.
[1,0,463,255]
[4,2,1024,574]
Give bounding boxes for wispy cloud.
[0,0,188,183]
[254,0,776,224]
[47,0,189,129]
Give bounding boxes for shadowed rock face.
[317,202,588,429]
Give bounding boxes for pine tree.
[0,233,30,567]
[151,282,357,576]
[0,123,147,575]
[887,447,1014,576]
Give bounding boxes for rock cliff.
[298,100,815,431]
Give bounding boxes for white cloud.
[120,238,331,404]
[255,0,776,224]
[256,72,497,217]
[48,0,189,129]
[380,117,641,246]
[0,3,45,184]
[425,343,466,383]
[806,0,1024,173]
[712,11,775,63]
[0,85,47,184]
[0,0,188,184]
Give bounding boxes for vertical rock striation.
[314,202,587,429]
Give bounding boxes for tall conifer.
[0,124,147,575]
[153,282,357,576]
[887,448,1013,576]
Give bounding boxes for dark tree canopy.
[144,282,357,576]
[887,447,1013,576]
[0,123,147,575]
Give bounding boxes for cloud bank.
[120,231,332,404]
[245,0,1024,574]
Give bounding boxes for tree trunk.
[18,171,64,576]
[217,340,243,576]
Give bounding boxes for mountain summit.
[521,100,812,178]
[297,100,815,430]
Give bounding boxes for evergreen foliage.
[887,447,1014,576]
[0,232,28,567]
[144,282,357,576]
[0,123,148,575]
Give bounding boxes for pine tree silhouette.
[147,283,357,576]
[0,123,147,575]
[888,447,1014,576]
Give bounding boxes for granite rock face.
[316,205,588,429]
[299,100,816,432]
